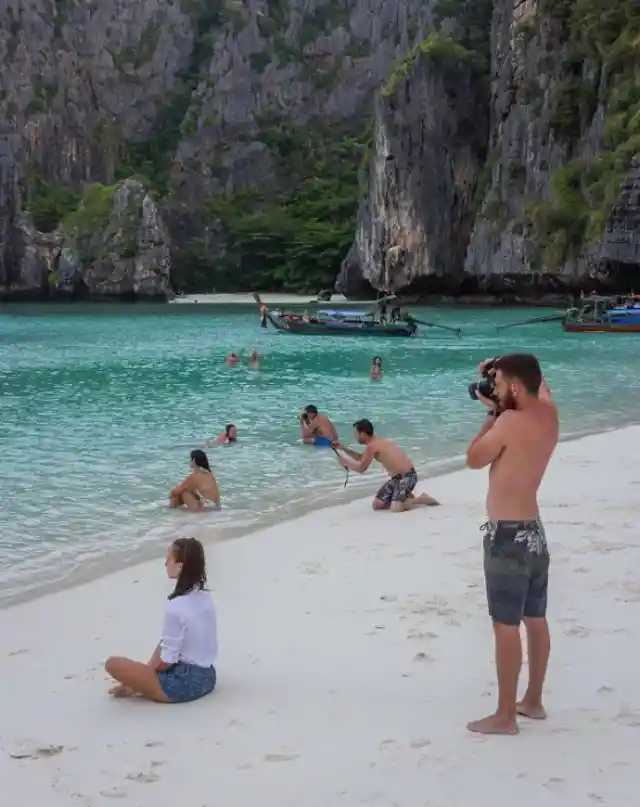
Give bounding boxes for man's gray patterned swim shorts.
[481,519,550,627]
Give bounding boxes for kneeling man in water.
[170,450,221,511]
[334,419,440,512]
[299,404,339,447]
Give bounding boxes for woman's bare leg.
[105,657,170,703]
[181,491,203,511]
[169,491,202,511]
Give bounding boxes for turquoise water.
[2,302,640,603]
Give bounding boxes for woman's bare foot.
[109,684,135,698]
[467,713,519,735]
[516,700,547,720]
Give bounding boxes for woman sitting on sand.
[170,449,221,511]
[105,537,217,703]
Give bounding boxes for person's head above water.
[353,418,374,444]
[304,404,318,421]
[225,423,237,442]
[372,356,382,367]
[165,537,207,600]
[190,449,211,471]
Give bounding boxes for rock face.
[0,0,436,298]
[0,0,190,298]
[600,156,640,272]
[340,0,640,295]
[337,30,489,295]
[56,179,172,299]
[0,0,638,299]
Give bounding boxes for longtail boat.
[252,293,462,338]
[497,293,640,334]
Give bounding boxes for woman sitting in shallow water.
[105,537,218,703]
[170,449,221,511]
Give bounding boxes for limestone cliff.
[340,0,640,296]
[337,13,491,294]
[0,0,433,299]
[1,0,638,300]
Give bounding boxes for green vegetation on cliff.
[382,0,492,102]
[174,120,372,293]
[527,0,640,267]
[381,31,486,102]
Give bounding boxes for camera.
[468,356,499,402]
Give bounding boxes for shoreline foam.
[1,427,639,806]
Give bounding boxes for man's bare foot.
[467,713,519,735]
[416,493,440,506]
[109,684,135,698]
[516,701,547,720]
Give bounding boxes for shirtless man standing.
[300,405,339,447]
[465,353,558,736]
[334,419,440,512]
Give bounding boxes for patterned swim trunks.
[375,467,418,506]
[481,519,550,627]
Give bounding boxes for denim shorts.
[157,662,216,703]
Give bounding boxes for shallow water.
[1,302,639,601]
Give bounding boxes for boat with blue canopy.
[252,292,463,338]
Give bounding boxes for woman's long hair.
[168,537,207,600]
[190,449,211,471]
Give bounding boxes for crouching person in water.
[334,419,440,512]
[170,449,221,511]
[105,537,217,703]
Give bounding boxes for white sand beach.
[1,427,639,806]
[169,292,354,305]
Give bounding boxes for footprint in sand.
[413,652,435,663]
[565,626,590,638]
[10,744,65,760]
[125,771,160,783]
[144,741,164,748]
[99,788,128,799]
[298,562,326,576]
[588,795,604,803]
[615,708,640,727]
[264,752,299,763]
[409,739,431,749]
[406,629,439,641]
[8,648,29,657]
[598,685,614,694]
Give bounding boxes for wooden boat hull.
[266,313,415,337]
[564,322,640,333]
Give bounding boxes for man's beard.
[499,389,517,411]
